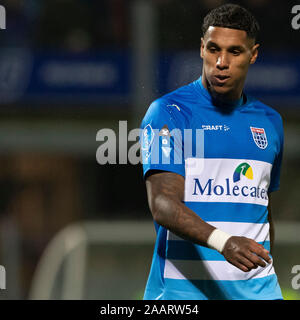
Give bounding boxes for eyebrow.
[228,45,245,51]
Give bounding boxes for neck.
[202,76,243,106]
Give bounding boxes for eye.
[230,49,242,56]
[208,47,217,53]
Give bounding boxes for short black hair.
[202,3,260,41]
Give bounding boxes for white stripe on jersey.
[167,222,270,243]
[164,259,275,281]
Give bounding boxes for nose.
[216,52,229,70]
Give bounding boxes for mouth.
[213,74,230,85]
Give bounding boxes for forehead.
[203,26,253,47]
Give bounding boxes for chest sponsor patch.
[184,158,272,206]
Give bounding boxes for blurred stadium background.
[0,0,299,300]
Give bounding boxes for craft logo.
[0,5,5,30]
[201,124,230,131]
[233,162,253,183]
[291,5,300,30]
[250,127,268,149]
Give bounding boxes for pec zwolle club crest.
[250,126,268,149]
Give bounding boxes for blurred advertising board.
[0,49,131,105]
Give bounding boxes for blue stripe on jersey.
[185,202,268,223]
[162,275,282,300]
[166,240,270,261]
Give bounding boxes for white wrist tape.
[207,229,232,253]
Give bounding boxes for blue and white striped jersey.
[140,76,284,300]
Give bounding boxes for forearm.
[146,171,221,248]
[151,193,216,247]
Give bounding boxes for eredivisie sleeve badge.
[250,126,268,149]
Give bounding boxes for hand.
[222,236,272,272]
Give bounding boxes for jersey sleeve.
[140,99,186,179]
[268,114,284,193]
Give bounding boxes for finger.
[230,259,250,272]
[258,249,271,264]
[251,246,271,264]
[237,255,257,270]
[235,262,250,272]
[245,251,266,268]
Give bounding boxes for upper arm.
[145,170,185,221]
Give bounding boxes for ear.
[250,43,260,65]
[200,37,204,59]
